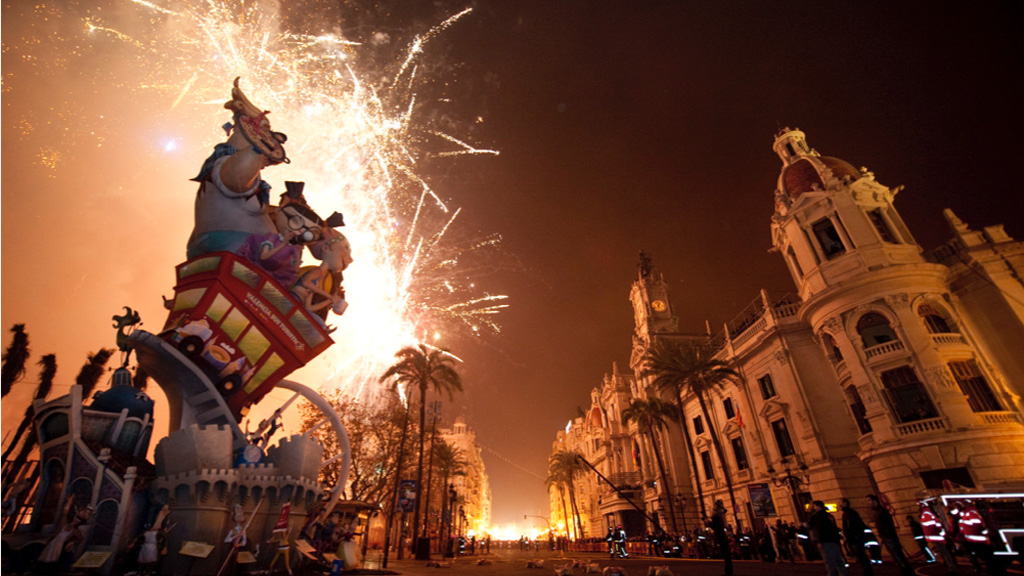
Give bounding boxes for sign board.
[180,541,216,558]
[73,550,112,568]
[747,483,777,518]
[398,480,418,513]
[294,538,316,554]
[237,550,257,564]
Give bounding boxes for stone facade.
[551,129,1024,545]
[438,416,492,536]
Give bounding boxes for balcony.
[607,471,642,489]
[980,411,1024,426]
[894,416,947,437]
[931,333,966,346]
[864,340,905,361]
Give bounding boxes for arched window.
[857,313,899,347]
[39,413,69,443]
[918,305,955,334]
[91,499,120,545]
[37,460,66,527]
[69,478,93,509]
[114,420,142,455]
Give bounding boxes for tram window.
[221,308,251,340]
[238,328,271,364]
[179,256,221,279]
[208,293,232,323]
[232,261,262,288]
[173,288,206,312]
[291,314,325,348]
[261,283,294,314]
[245,353,284,394]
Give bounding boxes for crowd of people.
[553,494,1013,576]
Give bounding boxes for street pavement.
[373,547,1020,576]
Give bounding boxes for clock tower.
[629,251,679,371]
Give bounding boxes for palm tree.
[76,348,115,400]
[1,324,30,398]
[622,396,678,533]
[3,355,56,495]
[433,440,466,550]
[548,449,586,539]
[545,468,572,540]
[642,339,707,520]
[379,344,463,553]
[2,355,56,465]
[380,384,413,565]
[643,339,741,527]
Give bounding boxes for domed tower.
[771,128,921,300]
[770,128,1024,508]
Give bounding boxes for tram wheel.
[217,374,242,396]
[178,336,204,358]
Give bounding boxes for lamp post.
[766,461,810,523]
[673,494,688,534]
[444,484,457,557]
[524,515,553,549]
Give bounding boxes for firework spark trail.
[92,0,507,403]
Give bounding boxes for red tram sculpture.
[161,251,334,419]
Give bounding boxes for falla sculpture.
[2,79,369,576]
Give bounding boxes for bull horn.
[224,76,267,118]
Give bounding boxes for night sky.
[3,1,1023,529]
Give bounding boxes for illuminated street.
[378,547,1007,576]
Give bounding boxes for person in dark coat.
[840,498,874,576]
[710,500,733,575]
[867,494,914,576]
[809,500,848,576]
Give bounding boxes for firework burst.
[86,0,508,401]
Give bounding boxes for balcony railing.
[864,340,905,360]
[607,471,642,488]
[894,416,947,436]
[980,411,1024,426]
[931,333,966,346]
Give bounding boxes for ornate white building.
[552,128,1024,540]
[438,416,491,536]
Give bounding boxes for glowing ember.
[86,0,507,401]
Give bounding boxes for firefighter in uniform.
[919,501,958,574]
[959,499,1006,576]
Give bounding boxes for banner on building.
[398,480,418,513]
[747,483,777,517]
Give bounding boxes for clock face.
[652,299,666,312]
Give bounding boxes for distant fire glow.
[88,0,508,401]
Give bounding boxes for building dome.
[781,156,860,196]
[89,383,154,419]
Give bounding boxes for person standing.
[839,498,874,576]
[710,500,734,575]
[809,500,848,576]
[866,494,913,576]
[774,519,793,562]
[919,501,958,574]
[906,515,935,562]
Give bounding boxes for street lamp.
[524,515,553,549]
[766,460,810,523]
[673,494,688,533]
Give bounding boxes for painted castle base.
[152,424,324,575]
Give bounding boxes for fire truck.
[922,492,1024,560]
